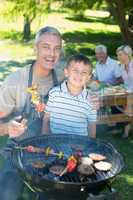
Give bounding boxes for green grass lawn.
[0,9,133,200]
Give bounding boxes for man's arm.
[42,112,51,134]
[0,111,9,135]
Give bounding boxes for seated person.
[93,44,122,85]
[93,45,124,132]
[42,54,97,138]
[116,45,133,138]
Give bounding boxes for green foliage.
[1,0,48,40]
[2,0,47,21]
[57,0,106,17]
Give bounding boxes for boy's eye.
[82,72,88,75]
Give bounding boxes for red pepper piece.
[67,156,77,172]
[26,145,36,153]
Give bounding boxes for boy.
[42,54,97,138]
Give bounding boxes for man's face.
[35,33,62,70]
[95,51,107,63]
[64,61,91,89]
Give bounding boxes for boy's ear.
[64,68,68,77]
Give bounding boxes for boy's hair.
[67,54,92,69]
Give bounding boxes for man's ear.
[64,68,68,78]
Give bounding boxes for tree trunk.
[23,15,31,41]
[106,0,133,47]
[115,0,131,44]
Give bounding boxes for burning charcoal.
[79,157,93,166]
[77,164,95,175]
[49,165,65,176]
[89,153,106,161]
[94,161,112,171]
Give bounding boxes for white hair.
[116,45,132,57]
[95,45,107,54]
[35,26,62,44]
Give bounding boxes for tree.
[2,0,48,41]
[105,0,133,46]
[58,0,133,46]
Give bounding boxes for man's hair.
[95,44,107,54]
[67,54,92,67]
[35,26,62,44]
[116,45,132,57]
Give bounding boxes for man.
[0,26,99,200]
[93,44,122,85]
[93,45,123,132]
[0,26,64,200]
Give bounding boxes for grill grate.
[12,134,124,188]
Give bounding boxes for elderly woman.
[116,45,133,138]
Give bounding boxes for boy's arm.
[88,122,96,139]
[42,112,51,134]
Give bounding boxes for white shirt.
[121,60,133,92]
[94,57,122,84]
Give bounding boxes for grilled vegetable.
[60,155,77,176]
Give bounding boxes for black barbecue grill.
[11,134,124,200]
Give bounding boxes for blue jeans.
[0,159,24,200]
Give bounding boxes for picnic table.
[89,84,133,124]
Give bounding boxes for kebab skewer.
[14,145,64,159]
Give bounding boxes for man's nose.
[49,48,55,57]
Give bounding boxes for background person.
[116,45,133,138]
[93,44,122,85]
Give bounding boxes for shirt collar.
[61,80,88,99]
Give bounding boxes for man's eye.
[55,47,61,51]
[42,45,49,49]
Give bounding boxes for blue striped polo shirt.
[45,81,97,135]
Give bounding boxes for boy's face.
[64,61,91,89]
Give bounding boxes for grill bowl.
[11,134,124,199]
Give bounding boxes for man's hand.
[7,120,26,138]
